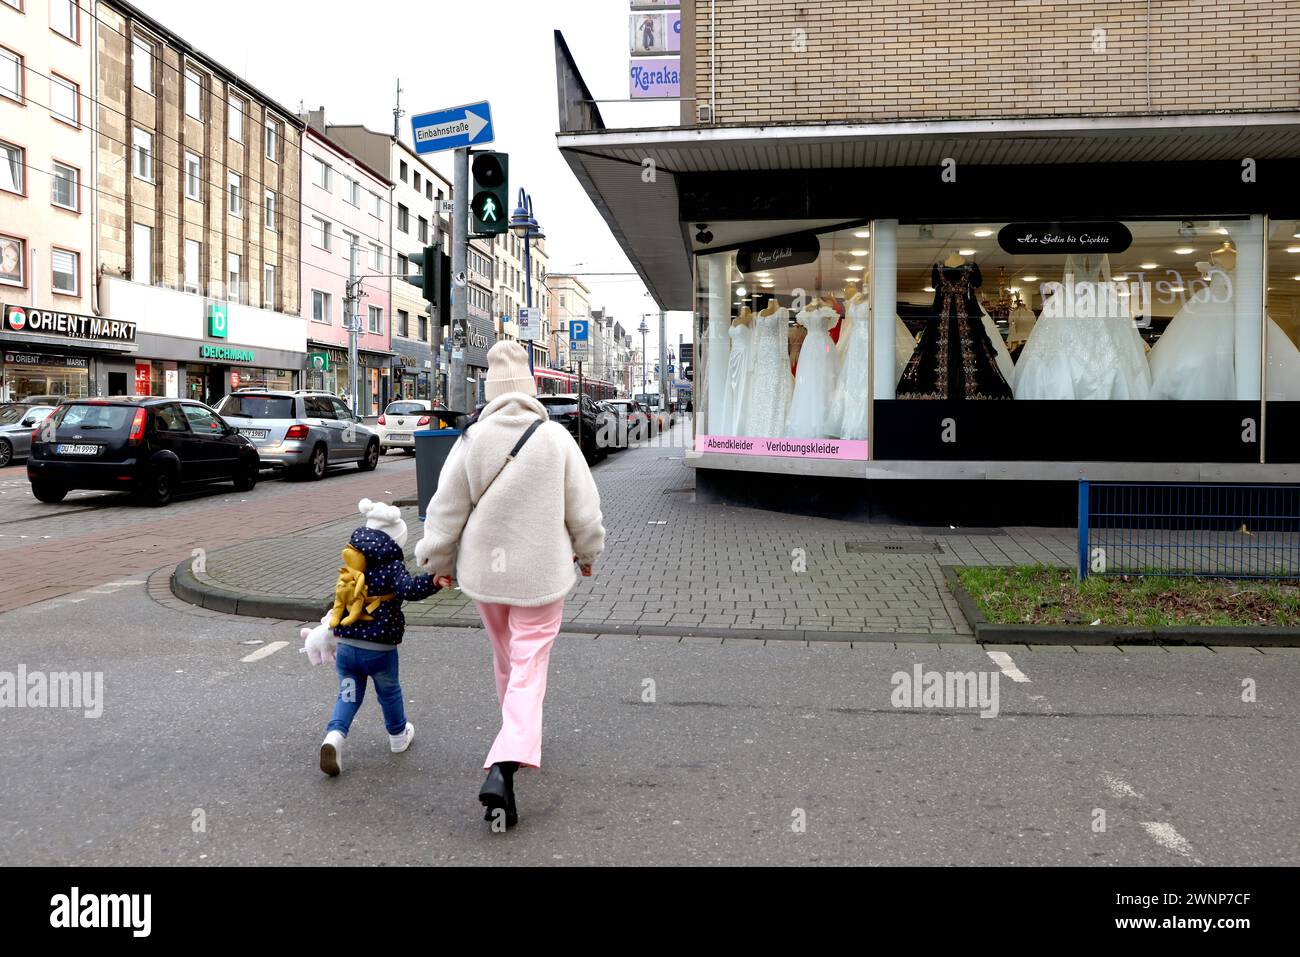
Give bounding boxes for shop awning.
[557,110,1300,310]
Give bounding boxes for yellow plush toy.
[328,545,392,628]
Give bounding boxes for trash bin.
[415,409,466,521]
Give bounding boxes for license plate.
[239,429,269,440]
[388,432,412,442]
[55,444,99,456]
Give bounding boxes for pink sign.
[696,434,868,460]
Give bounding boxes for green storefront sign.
[207,303,228,339]
[200,345,254,362]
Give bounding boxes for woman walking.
[415,341,605,829]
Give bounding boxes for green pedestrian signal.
[470,151,508,235]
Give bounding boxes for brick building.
[557,4,1300,520]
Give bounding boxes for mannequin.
[733,305,754,326]
[837,284,861,361]
[943,251,967,269]
[829,284,871,439]
[786,297,841,437]
[744,298,794,436]
[721,305,756,433]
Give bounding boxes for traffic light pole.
[346,242,360,417]
[451,147,470,415]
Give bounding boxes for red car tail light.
[377,415,387,426]
[127,408,147,445]
[285,424,310,440]
[417,415,431,426]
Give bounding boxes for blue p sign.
[570,320,589,341]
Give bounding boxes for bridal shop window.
[693,224,873,459]
[876,217,1268,403]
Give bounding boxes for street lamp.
[638,317,649,405]
[510,189,545,374]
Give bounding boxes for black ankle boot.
[480,763,518,828]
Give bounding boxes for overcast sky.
[135,0,693,360]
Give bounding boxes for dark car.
[27,397,260,506]
[537,393,614,463]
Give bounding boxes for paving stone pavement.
[190,432,1078,637]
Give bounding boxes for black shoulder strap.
[469,418,546,511]
[509,418,545,459]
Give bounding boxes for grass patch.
[956,565,1300,628]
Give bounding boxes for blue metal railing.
[1078,480,1300,580]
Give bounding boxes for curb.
[942,565,1300,647]
[168,559,966,644]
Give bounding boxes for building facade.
[545,273,591,372]
[94,0,305,405]
[297,122,393,415]
[559,2,1300,519]
[493,230,550,370]
[1,0,106,400]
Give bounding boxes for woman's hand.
[414,536,434,570]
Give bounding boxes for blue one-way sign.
[411,101,494,155]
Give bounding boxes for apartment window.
[0,140,23,195]
[342,232,359,263]
[413,172,421,192]
[397,205,409,233]
[418,217,429,243]
[418,314,427,341]
[227,171,242,217]
[311,217,331,250]
[397,253,408,276]
[226,253,241,301]
[314,156,332,191]
[369,243,382,271]
[131,39,152,94]
[131,223,152,283]
[184,68,203,120]
[184,152,201,201]
[346,178,359,207]
[51,1,78,42]
[264,120,278,162]
[399,160,408,182]
[1,48,23,104]
[368,305,382,334]
[50,75,78,125]
[264,190,277,231]
[228,97,243,143]
[263,264,276,308]
[183,239,200,294]
[369,191,382,218]
[51,161,78,210]
[311,289,331,323]
[51,248,78,295]
[132,128,153,182]
[427,182,434,201]
[396,310,409,338]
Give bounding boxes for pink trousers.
[474,598,565,770]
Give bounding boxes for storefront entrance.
[1,351,91,401]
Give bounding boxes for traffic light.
[470,152,508,235]
[407,244,441,305]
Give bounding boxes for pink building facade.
[299,126,394,415]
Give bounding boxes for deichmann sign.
[2,305,137,343]
[199,345,255,362]
[997,222,1133,255]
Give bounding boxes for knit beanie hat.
[358,498,407,548]
[484,340,535,401]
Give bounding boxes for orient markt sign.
[2,305,137,343]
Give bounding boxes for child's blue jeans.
[327,643,407,737]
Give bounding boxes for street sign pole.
[451,147,469,414]
[578,360,584,459]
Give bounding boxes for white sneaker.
[320,731,345,776]
[390,722,415,753]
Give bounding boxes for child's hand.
[434,575,454,589]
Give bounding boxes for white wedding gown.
[719,320,753,435]
[829,298,870,439]
[786,305,841,438]
[979,304,1017,384]
[1269,322,1300,400]
[743,307,793,437]
[1013,254,1152,400]
[1148,270,1236,400]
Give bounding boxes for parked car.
[537,393,614,463]
[213,389,380,480]
[602,397,658,448]
[26,397,260,506]
[0,403,57,467]
[376,399,440,454]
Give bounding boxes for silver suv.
[213,389,380,480]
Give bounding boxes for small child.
[319,498,448,777]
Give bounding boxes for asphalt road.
[0,578,1295,866]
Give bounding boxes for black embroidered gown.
[896,262,1014,400]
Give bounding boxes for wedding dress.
[1147,268,1236,400]
[1013,254,1151,400]
[979,302,1017,384]
[895,316,918,373]
[829,298,870,439]
[743,307,793,437]
[719,320,754,434]
[786,305,841,437]
[1267,320,1300,401]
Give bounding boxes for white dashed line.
[86,580,147,595]
[240,641,289,663]
[1101,772,1144,800]
[985,650,1030,682]
[1140,822,1202,863]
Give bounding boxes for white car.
[376,399,438,454]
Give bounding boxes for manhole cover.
[844,541,943,554]
[919,526,1008,537]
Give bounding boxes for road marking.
[1140,821,1202,863]
[1101,772,1144,800]
[985,650,1030,682]
[87,580,147,595]
[241,641,288,663]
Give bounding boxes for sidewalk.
[172,436,1078,640]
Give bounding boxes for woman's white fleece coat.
[414,393,606,606]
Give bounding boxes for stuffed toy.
[300,612,337,666]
